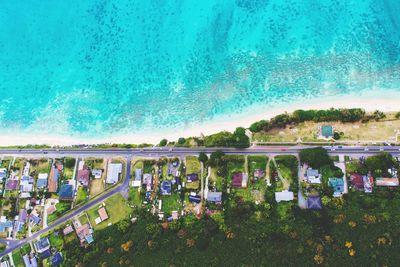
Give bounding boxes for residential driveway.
[298,163,307,209]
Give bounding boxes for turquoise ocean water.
[0,0,400,140]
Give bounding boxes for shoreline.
[0,91,399,146]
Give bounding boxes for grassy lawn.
[143,160,154,173]
[209,167,225,192]
[161,194,181,216]
[185,156,201,190]
[248,155,268,172]
[29,158,51,177]
[48,202,71,223]
[89,179,104,198]
[63,157,76,180]
[48,231,64,250]
[226,155,245,174]
[12,251,24,267]
[79,214,89,225]
[85,158,104,169]
[128,187,142,207]
[76,187,88,205]
[275,155,299,192]
[87,193,131,231]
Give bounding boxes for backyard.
[87,193,131,231]
[185,156,201,190]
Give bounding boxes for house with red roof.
[232,172,248,188]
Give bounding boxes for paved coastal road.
[0,145,400,158]
[0,145,399,257]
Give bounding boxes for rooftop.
[106,163,122,184]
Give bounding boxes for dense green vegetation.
[249,108,370,133]
[204,127,250,148]
[346,153,400,177]
[60,184,400,266]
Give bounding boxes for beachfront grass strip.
[87,193,131,231]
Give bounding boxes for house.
[189,195,201,203]
[320,125,334,138]
[29,214,41,226]
[5,179,18,191]
[63,225,74,235]
[36,173,48,189]
[20,176,34,192]
[307,196,322,210]
[46,205,57,215]
[58,184,74,200]
[77,163,90,187]
[0,260,10,267]
[34,237,50,253]
[106,163,122,184]
[305,169,321,184]
[39,250,51,259]
[22,254,38,267]
[207,192,222,203]
[232,172,248,188]
[275,190,294,203]
[161,180,172,195]
[48,162,63,193]
[350,173,364,190]
[143,174,152,191]
[0,168,7,181]
[375,177,399,187]
[254,169,265,179]
[18,209,28,223]
[98,207,109,221]
[363,175,373,193]
[51,252,63,267]
[328,178,344,197]
[187,173,198,183]
[76,223,94,245]
[168,161,180,177]
[0,216,13,233]
[92,169,102,179]
[132,169,142,187]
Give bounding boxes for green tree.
[395,112,400,119]
[299,147,332,169]
[198,152,208,165]
[178,137,186,145]
[159,139,168,147]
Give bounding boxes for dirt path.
[271,157,290,190]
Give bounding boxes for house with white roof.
[106,163,122,184]
[275,190,294,203]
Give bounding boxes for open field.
[29,158,51,177]
[253,113,400,142]
[87,193,131,231]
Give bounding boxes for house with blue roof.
[58,184,74,200]
[51,252,63,267]
[161,180,172,195]
[307,196,322,210]
[0,217,13,234]
[328,177,345,197]
[34,237,50,253]
[0,168,7,181]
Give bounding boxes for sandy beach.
[0,91,399,146]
